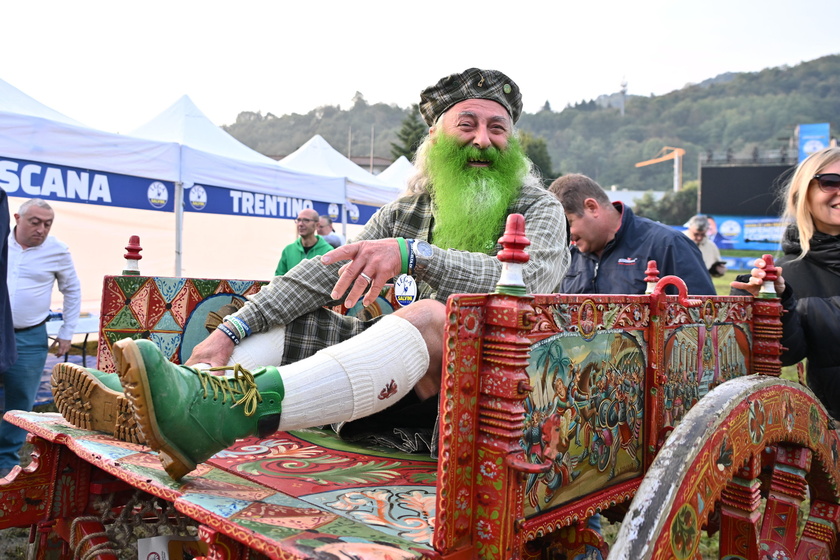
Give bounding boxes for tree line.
[224,55,839,198]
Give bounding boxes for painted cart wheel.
[611,375,840,560]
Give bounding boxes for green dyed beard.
[426,134,528,254]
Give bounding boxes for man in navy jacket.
[550,174,715,295]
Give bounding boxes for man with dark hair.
[549,173,714,295]
[56,68,570,480]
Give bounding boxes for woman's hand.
[729,256,785,297]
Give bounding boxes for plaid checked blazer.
[235,182,569,364]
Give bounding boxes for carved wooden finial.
[123,235,143,276]
[496,213,530,264]
[644,260,660,294]
[758,254,778,299]
[495,214,530,296]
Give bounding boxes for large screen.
[700,165,794,217]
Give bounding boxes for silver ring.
[359,272,372,284]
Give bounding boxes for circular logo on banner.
[804,139,827,155]
[147,182,169,209]
[346,203,360,223]
[394,274,417,307]
[189,185,207,210]
[328,203,340,220]
[719,219,741,240]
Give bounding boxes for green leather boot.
[114,338,284,480]
[51,362,143,444]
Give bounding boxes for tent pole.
[174,181,183,276]
[341,178,348,238]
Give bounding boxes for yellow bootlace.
[191,364,263,417]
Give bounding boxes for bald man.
[274,208,334,276]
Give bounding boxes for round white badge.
[394,274,417,307]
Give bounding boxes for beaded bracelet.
[224,315,251,337]
[217,323,241,345]
[396,237,409,274]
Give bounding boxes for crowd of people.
[0,68,835,488]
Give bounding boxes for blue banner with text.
[184,184,380,224]
[0,156,174,211]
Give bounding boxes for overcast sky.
[3,0,838,134]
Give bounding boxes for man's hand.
[50,338,71,357]
[729,258,785,297]
[322,239,402,308]
[186,328,236,367]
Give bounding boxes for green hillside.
[224,55,840,191]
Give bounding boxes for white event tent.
[0,78,183,309]
[0,80,361,308]
[127,96,348,276]
[0,78,181,193]
[277,134,402,232]
[129,95,346,201]
[377,156,416,192]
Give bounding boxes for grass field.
[713,268,742,295]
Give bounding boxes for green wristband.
[397,237,409,274]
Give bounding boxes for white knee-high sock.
[230,326,287,369]
[276,314,430,430]
[191,328,286,372]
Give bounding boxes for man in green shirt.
[274,208,333,275]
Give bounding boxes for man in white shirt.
[1,198,81,476]
[684,214,727,278]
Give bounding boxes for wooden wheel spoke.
[793,499,840,559]
[719,454,762,559]
[756,446,810,556]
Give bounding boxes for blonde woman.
[732,146,840,419]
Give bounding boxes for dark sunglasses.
[813,173,840,193]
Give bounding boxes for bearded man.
[55,68,570,480]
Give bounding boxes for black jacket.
[772,226,840,419]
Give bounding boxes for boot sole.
[114,339,195,480]
[51,363,143,444]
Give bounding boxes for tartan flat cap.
[419,68,522,126]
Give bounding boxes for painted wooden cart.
[1,216,838,559]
